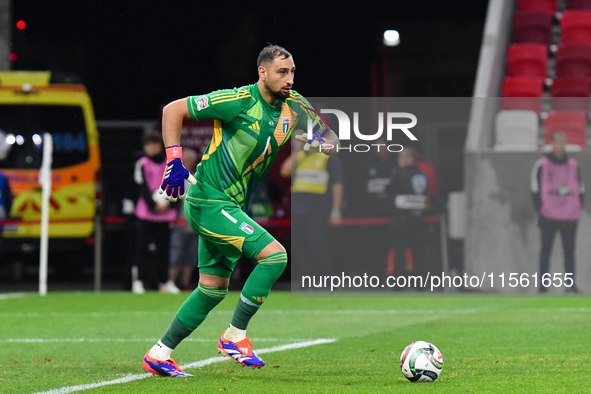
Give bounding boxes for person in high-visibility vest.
[531,131,585,293]
[281,147,343,280]
[133,131,180,295]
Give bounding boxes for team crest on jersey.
[195,96,209,111]
[239,222,254,235]
[282,118,290,134]
[411,174,427,194]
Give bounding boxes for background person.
[133,131,180,295]
[531,131,585,293]
[387,146,429,288]
[281,145,343,279]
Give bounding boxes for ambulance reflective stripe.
[16,196,62,213]
[291,151,331,194]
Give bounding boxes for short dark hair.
[257,44,292,67]
[142,130,163,145]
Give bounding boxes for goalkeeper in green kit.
[142,44,340,377]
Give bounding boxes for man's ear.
[258,65,266,81]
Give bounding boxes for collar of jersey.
[252,82,285,114]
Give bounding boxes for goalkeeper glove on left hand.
[158,146,197,202]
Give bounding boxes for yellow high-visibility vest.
[291,151,331,194]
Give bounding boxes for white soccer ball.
[400,341,443,382]
[152,190,170,206]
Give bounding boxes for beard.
[271,89,290,99]
[266,82,291,100]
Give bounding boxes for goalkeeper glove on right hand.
[158,146,197,202]
[294,132,333,153]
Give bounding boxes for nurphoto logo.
[305,108,418,153]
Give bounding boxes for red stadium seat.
[555,44,591,77]
[506,44,548,77]
[502,77,545,113]
[544,111,587,149]
[518,0,558,16]
[560,11,591,45]
[512,12,553,45]
[566,0,591,9]
[550,76,591,110]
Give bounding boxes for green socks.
[230,252,287,330]
[160,252,287,349]
[161,283,228,349]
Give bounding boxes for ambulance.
[0,71,101,251]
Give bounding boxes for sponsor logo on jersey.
[282,118,290,134]
[239,222,254,234]
[195,96,209,111]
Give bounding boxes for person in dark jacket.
[387,146,429,288]
[531,131,585,293]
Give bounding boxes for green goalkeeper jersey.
[187,83,319,211]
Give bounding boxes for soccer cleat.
[132,280,145,294]
[217,333,265,368]
[142,351,193,377]
[159,280,181,294]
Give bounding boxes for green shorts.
[184,182,276,278]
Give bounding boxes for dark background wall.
[10,1,489,120]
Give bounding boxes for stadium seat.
[555,44,591,77]
[566,0,591,9]
[501,76,545,113]
[544,111,587,149]
[518,0,558,16]
[560,11,591,45]
[512,12,553,45]
[506,44,548,77]
[494,110,539,151]
[550,76,591,111]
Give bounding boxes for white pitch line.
[3,306,591,319]
[181,339,335,370]
[0,337,314,344]
[0,308,478,318]
[32,338,336,394]
[0,292,28,300]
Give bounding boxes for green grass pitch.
[1,291,590,393]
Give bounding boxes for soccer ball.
[152,190,170,206]
[400,341,443,382]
